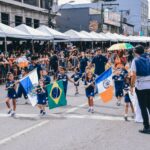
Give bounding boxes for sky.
[58,0,91,5]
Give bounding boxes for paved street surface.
[0,81,149,150]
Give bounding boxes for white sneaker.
[7,109,12,114]
[131,113,135,119]
[11,111,16,117]
[91,109,94,114]
[116,101,121,106]
[88,108,91,112]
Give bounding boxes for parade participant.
[56,66,74,96]
[36,80,47,116]
[112,69,124,106]
[28,56,42,79]
[120,65,128,78]
[79,52,89,74]
[123,77,134,121]
[41,69,51,86]
[5,72,18,116]
[131,45,150,134]
[91,48,108,76]
[71,67,82,95]
[84,71,95,113]
[17,68,28,104]
[82,66,93,82]
[10,64,21,80]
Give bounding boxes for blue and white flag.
[20,69,38,107]
[95,67,114,103]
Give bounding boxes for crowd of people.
[0,44,150,134]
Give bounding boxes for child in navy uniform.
[84,72,95,113]
[56,66,74,96]
[5,72,18,116]
[112,69,124,106]
[41,69,51,86]
[121,66,128,78]
[17,68,28,104]
[36,80,47,116]
[123,77,134,121]
[71,67,82,95]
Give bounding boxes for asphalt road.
[0,80,149,150]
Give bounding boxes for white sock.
[124,114,128,117]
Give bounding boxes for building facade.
[0,0,49,28]
[56,6,102,32]
[116,0,149,35]
[56,3,134,34]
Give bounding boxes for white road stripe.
[65,97,99,113]
[65,114,128,121]
[0,120,49,145]
[0,113,131,121]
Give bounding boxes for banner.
[96,68,114,103]
[47,80,67,109]
[20,69,38,107]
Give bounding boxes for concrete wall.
[56,8,90,32]
[116,0,148,35]
[0,1,48,27]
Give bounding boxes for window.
[34,19,40,28]
[15,16,23,26]
[26,18,32,26]
[1,13,9,25]
[24,0,37,6]
[14,0,22,2]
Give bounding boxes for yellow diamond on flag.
[50,82,62,104]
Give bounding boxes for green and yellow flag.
[46,80,67,109]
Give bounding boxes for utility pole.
[119,10,130,34]
[119,10,124,34]
[48,0,54,28]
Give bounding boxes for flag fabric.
[20,69,38,107]
[95,68,114,103]
[46,80,67,109]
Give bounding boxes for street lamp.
[48,0,75,28]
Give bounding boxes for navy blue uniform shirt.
[92,55,108,75]
[112,74,124,90]
[79,57,89,73]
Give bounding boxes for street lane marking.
[65,114,128,121]
[0,113,134,121]
[65,97,99,113]
[0,120,49,145]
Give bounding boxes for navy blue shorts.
[124,94,131,103]
[86,91,95,98]
[115,89,123,97]
[7,93,17,99]
[37,99,47,105]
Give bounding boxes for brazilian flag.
[46,80,67,109]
